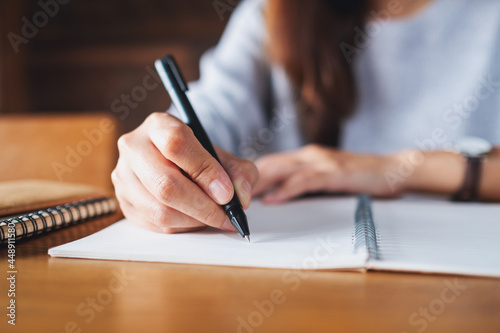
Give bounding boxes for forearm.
[399,148,500,201]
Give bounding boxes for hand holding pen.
[155,55,251,240]
[111,61,258,237]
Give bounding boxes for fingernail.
[209,179,232,204]
[222,217,236,231]
[234,180,252,207]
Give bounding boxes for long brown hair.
[265,0,367,146]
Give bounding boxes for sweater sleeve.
[168,0,271,156]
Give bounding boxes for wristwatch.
[452,137,492,202]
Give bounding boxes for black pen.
[155,55,251,242]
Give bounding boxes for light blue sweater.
[175,0,500,158]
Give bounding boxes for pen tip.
[245,235,251,243]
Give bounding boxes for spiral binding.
[0,197,117,246]
[354,195,380,260]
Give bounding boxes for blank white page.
[369,200,500,277]
[49,197,366,270]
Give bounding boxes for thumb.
[216,147,259,209]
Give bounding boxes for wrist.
[452,137,493,201]
[383,150,417,194]
[401,149,466,194]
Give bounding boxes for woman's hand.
[112,112,258,234]
[253,144,401,204]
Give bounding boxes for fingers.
[253,146,343,203]
[260,170,329,204]
[119,198,206,234]
[118,199,165,234]
[217,148,259,209]
[253,152,302,196]
[146,113,234,205]
[116,116,234,231]
[113,160,207,231]
[113,112,259,234]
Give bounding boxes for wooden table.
[1,213,499,333]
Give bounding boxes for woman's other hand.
[253,144,402,204]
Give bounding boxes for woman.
[112,0,500,234]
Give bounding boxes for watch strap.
[452,156,483,202]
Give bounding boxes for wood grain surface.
[1,212,499,333]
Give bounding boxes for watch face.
[455,137,493,157]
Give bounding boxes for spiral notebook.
[49,196,500,278]
[0,180,117,246]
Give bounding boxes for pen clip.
[164,55,189,92]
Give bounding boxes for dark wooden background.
[0,0,239,132]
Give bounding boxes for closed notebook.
[0,179,117,246]
[48,195,500,278]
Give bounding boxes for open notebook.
[49,196,500,278]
